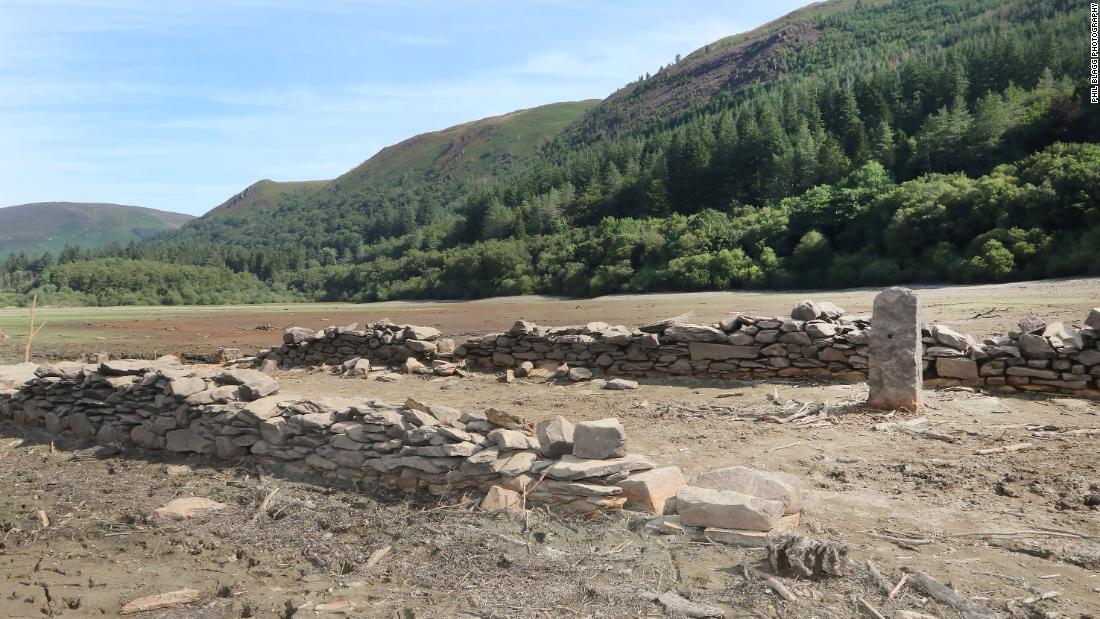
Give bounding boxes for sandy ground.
[1,277,1097,363]
[1,368,1098,618]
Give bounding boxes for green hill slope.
[203,101,597,220]
[0,202,193,256]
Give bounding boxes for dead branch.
[251,487,279,522]
[889,574,909,599]
[975,442,1032,455]
[865,560,893,596]
[902,569,998,618]
[762,575,796,601]
[856,597,886,619]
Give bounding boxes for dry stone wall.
[0,359,665,512]
[254,303,1100,397]
[458,303,870,381]
[255,320,461,376]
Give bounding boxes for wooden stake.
[23,294,46,363]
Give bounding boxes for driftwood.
[119,589,203,615]
[975,442,1033,455]
[365,544,392,569]
[252,487,279,522]
[657,591,724,617]
[902,569,1000,618]
[761,575,795,601]
[856,597,886,619]
[865,560,893,595]
[767,534,849,578]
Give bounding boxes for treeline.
[0,258,297,307]
[1,0,1098,306]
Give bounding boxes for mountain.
[0,202,194,256]
[566,0,869,140]
[204,100,597,220]
[3,0,1098,306]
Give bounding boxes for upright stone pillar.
[867,287,922,411]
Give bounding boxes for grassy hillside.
[0,203,193,256]
[208,180,327,219]
[334,100,599,191]
[204,101,597,220]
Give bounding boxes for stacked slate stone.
[457,300,871,380]
[923,309,1100,393]
[0,359,280,458]
[254,320,460,376]
[0,361,669,512]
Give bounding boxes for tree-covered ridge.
[0,0,1097,306]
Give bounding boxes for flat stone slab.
[675,486,784,531]
[151,497,226,520]
[0,363,39,388]
[544,454,655,481]
[703,513,801,547]
[691,466,801,515]
[616,466,685,514]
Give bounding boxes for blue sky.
[0,0,810,216]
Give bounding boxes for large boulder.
[931,325,971,351]
[791,300,845,321]
[404,325,442,341]
[664,324,728,343]
[283,327,316,344]
[1018,315,1047,334]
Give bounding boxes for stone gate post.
[867,287,922,411]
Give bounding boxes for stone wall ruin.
[256,303,1100,397]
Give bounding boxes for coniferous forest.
[2,0,1098,306]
